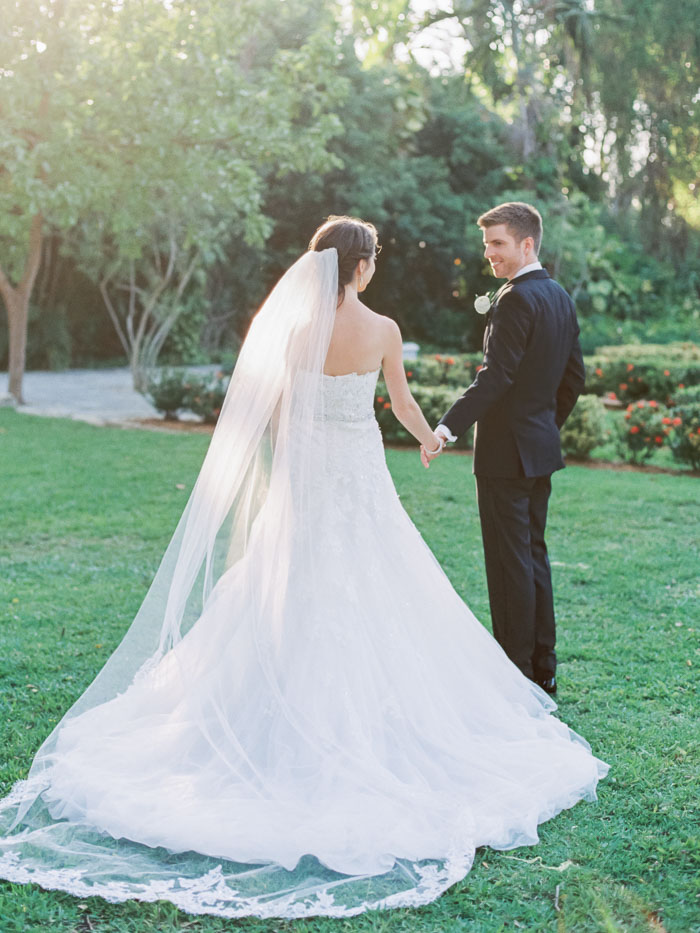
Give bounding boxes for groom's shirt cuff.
[435,424,457,444]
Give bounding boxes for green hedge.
[584,343,700,404]
[560,395,609,459]
[145,349,700,469]
[668,387,700,470]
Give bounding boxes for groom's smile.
[482,223,533,281]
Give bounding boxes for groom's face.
[482,224,531,281]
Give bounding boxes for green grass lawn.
[0,410,698,933]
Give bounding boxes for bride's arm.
[380,318,441,453]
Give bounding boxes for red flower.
[662,416,672,425]
[624,413,631,420]
[619,383,628,391]
[648,400,658,408]
[630,426,640,434]
[435,354,443,362]
[627,363,634,371]
[383,402,391,410]
[627,403,634,411]
[664,369,670,376]
[406,371,413,378]
[637,401,645,408]
[679,383,685,389]
[672,417,682,426]
[476,364,483,372]
[376,396,384,403]
[447,357,455,365]
[595,368,603,377]
[654,436,663,445]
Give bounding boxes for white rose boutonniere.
[474,291,496,315]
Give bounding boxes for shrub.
[617,400,670,464]
[585,359,691,404]
[185,371,229,424]
[375,382,474,449]
[146,369,190,420]
[667,389,700,470]
[560,395,608,459]
[584,344,700,405]
[403,353,483,388]
[593,343,700,363]
[670,385,700,407]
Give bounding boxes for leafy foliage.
[668,391,700,469]
[1,0,699,379]
[560,395,609,460]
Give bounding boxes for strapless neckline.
[322,368,381,379]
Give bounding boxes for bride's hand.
[420,435,444,469]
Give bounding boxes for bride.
[0,216,607,919]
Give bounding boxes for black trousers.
[475,474,556,680]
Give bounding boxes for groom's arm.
[555,325,585,428]
[438,291,532,439]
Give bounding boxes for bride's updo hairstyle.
[309,215,378,304]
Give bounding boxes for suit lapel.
[482,271,549,350]
[483,283,507,348]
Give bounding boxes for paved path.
[0,368,200,425]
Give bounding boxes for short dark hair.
[477,202,542,254]
[309,215,378,303]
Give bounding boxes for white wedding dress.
[0,252,607,919]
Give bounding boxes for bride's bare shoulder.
[370,311,402,351]
[364,306,400,336]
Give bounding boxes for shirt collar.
[511,261,543,280]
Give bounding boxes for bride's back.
[323,297,387,377]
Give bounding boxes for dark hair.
[477,201,543,254]
[309,215,378,303]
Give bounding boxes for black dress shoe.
[535,676,557,695]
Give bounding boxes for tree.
[0,0,101,402]
[1,0,347,397]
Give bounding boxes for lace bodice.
[316,369,380,422]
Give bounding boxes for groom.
[423,202,585,695]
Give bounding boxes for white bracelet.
[425,438,443,455]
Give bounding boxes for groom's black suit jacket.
[440,269,585,478]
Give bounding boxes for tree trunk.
[6,292,30,403]
[0,213,44,404]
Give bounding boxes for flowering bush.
[585,359,691,404]
[146,368,190,419]
[560,395,608,459]
[667,388,700,469]
[145,368,230,423]
[184,371,230,424]
[584,343,700,405]
[617,399,670,463]
[404,353,483,388]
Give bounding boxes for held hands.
[420,434,445,469]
